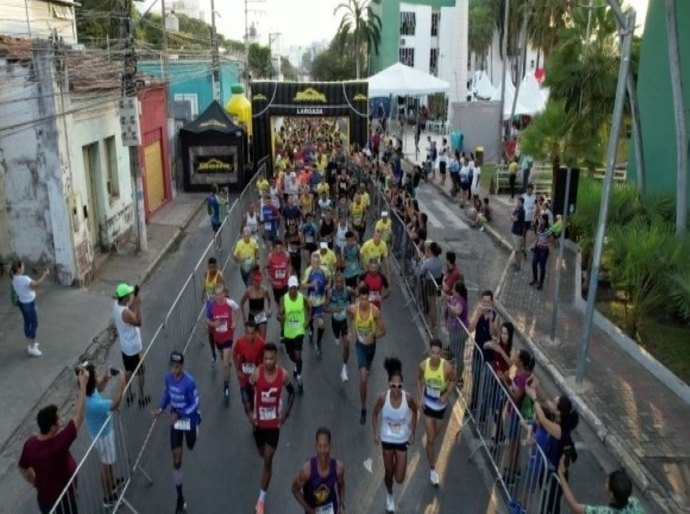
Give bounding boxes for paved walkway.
[425,173,690,512]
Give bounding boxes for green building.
[629,0,690,200]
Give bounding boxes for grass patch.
[481,164,497,191]
[597,300,690,384]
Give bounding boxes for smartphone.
[110,368,120,376]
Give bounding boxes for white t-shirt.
[12,275,35,303]
[523,193,537,222]
[439,144,448,164]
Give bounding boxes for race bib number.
[254,312,267,324]
[264,222,272,231]
[386,422,403,435]
[217,321,228,333]
[288,318,301,329]
[242,258,254,271]
[174,418,191,431]
[369,291,381,302]
[259,406,277,421]
[305,235,315,243]
[315,504,335,514]
[241,363,256,375]
[426,386,442,399]
[275,269,286,279]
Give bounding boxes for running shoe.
[175,496,186,514]
[430,469,440,488]
[211,355,217,367]
[27,344,42,357]
[385,493,395,512]
[340,365,349,383]
[255,499,265,514]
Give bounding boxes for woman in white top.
[372,357,418,513]
[243,203,260,240]
[10,261,50,356]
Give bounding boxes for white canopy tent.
[367,62,450,97]
[472,71,497,100]
[490,73,547,118]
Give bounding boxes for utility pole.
[119,0,148,252]
[244,0,250,90]
[211,0,220,101]
[576,10,635,384]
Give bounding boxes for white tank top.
[335,224,348,249]
[380,390,411,444]
[246,212,259,234]
[112,302,143,356]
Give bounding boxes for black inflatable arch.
[250,80,369,174]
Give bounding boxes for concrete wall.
[1,0,77,44]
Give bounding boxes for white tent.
[367,62,450,97]
[516,72,548,115]
[472,71,496,100]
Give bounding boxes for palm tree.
[665,0,688,234]
[333,0,382,79]
[527,0,577,68]
[468,0,497,70]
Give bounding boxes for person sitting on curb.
[557,457,645,514]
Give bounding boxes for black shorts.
[331,318,348,338]
[423,405,447,420]
[170,425,198,450]
[121,352,143,375]
[273,286,288,304]
[439,161,447,174]
[382,441,408,452]
[345,275,359,289]
[284,335,304,353]
[253,426,280,449]
[240,383,254,408]
[215,339,233,351]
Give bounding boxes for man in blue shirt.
[152,352,200,514]
[84,362,126,507]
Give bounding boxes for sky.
[139,0,650,49]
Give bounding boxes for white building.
[0,0,78,45]
[172,0,205,21]
[469,30,541,89]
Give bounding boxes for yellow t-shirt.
[316,182,330,196]
[360,239,388,263]
[312,249,337,274]
[233,238,258,262]
[508,162,519,175]
[375,218,392,242]
[360,192,371,210]
[300,194,314,213]
[351,202,365,225]
[257,178,270,194]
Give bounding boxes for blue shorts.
[356,341,376,370]
[311,305,325,317]
[211,221,221,233]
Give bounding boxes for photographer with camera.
[113,283,150,408]
[18,368,88,513]
[82,362,127,507]
[525,378,580,513]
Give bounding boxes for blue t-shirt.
[159,371,200,427]
[262,204,279,233]
[307,268,328,299]
[85,391,113,438]
[302,222,318,245]
[282,205,301,227]
[207,194,221,225]
[310,172,322,190]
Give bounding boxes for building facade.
[0,37,134,285]
[1,0,77,44]
[368,0,469,103]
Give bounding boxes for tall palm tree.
[334,0,382,79]
[527,0,577,68]
[468,0,497,70]
[665,0,688,234]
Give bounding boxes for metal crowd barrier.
[371,184,564,513]
[48,164,267,514]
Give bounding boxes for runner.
[325,272,354,383]
[416,338,457,488]
[243,202,261,240]
[360,230,391,277]
[232,320,266,418]
[359,259,390,312]
[279,276,311,394]
[286,222,305,276]
[302,212,320,263]
[333,216,350,257]
[260,192,281,249]
[265,240,291,305]
[292,427,346,514]
[241,269,272,340]
[350,193,366,243]
[300,186,315,216]
[282,194,302,231]
[375,211,393,248]
[206,184,226,249]
[200,257,225,365]
[317,190,332,218]
[233,227,260,286]
[340,231,362,289]
[320,209,336,249]
[151,352,201,514]
[302,252,331,360]
[347,284,386,425]
[372,356,418,514]
[315,241,338,276]
[205,285,239,403]
[250,343,296,514]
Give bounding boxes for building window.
[400,12,416,36]
[431,12,439,37]
[104,136,120,198]
[399,48,415,67]
[430,48,439,76]
[50,4,74,20]
[174,93,199,116]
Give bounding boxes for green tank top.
[283,292,306,339]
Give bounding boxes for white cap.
[319,241,328,249]
[288,276,299,288]
[381,210,389,216]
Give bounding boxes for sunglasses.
[390,383,404,389]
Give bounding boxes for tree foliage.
[468,0,496,66]
[333,0,381,78]
[248,43,272,79]
[311,34,357,81]
[280,57,298,81]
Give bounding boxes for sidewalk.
[0,193,205,465]
[426,175,690,512]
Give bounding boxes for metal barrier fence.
[48,163,268,514]
[372,184,564,514]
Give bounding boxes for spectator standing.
[511,198,526,271]
[438,138,448,186]
[531,214,553,290]
[18,369,89,514]
[468,290,500,418]
[10,261,50,357]
[520,154,534,192]
[508,157,519,200]
[522,184,537,252]
[441,251,462,296]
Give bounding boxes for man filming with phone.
[113,283,150,408]
[83,362,126,507]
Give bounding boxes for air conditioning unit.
[400,38,406,47]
